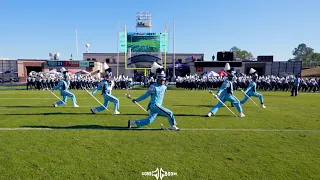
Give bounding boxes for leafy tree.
[292,43,315,67]
[311,53,320,66]
[230,46,254,61]
[230,46,241,52]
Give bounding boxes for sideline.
[0,127,319,132]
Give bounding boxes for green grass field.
[128,39,160,52]
[0,89,319,179]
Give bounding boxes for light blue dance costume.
[92,80,119,112]
[240,80,264,105]
[209,79,243,115]
[52,80,77,106]
[133,83,177,128]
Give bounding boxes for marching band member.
[91,63,120,115]
[206,63,245,117]
[239,68,266,108]
[128,62,179,130]
[52,68,79,108]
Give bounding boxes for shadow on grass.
[173,104,235,108]
[3,112,208,117]
[2,112,97,115]
[21,125,163,131]
[125,113,231,117]
[172,104,212,108]
[123,113,206,117]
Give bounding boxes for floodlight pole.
[164,25,167,69]
[117,21,120,77]
[135,12,152,86]
[173,19,176,81]
[76,29,78,56]
[124,25,127,75]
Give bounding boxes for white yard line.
[0,97,200,99]
[0,105,319,109]
[0,127,318,132]
[180,128,320,132]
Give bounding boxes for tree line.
[290,43,320,67]
[229,44,320,67]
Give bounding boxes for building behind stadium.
[0,53,302,83]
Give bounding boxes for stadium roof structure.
[128,54,160,63]
[127,54,161,68]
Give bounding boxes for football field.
[0,89,319,179]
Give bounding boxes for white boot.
[169,125,180,131]
[239,112,245,118]
[113,110,120,115]
[73,104,79,108]
[53,103,57,107]
[261,104,266,108]
[206,112,212,117]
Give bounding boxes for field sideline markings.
[0,127,319,132]
[181,128,320,132]
[0,104,320,109]
[0,105,319,109]
[0,97,204,99]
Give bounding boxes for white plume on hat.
[150,62,163,73]
[249,68,256,74]
[224,63,231,71]
[103,62,109,71]
[60,67,67,73]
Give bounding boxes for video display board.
[119,32,168,53]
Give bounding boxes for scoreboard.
[47,61,94,67]
[119,32,168,53]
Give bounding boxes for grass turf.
[128,39,160,52]
[0,90,319,179]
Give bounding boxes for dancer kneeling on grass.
[206,63,245,118]
[128,63,179,130]
[91,64,120,115]
[52,68,79,108]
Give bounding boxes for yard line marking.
[0,98,56,99]
[0,97,205,99]
[0,105,139,109]
[180,128,320,132]
[0,105,319,109]
[0,127,319,132]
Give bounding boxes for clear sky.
[0,0,319,61]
